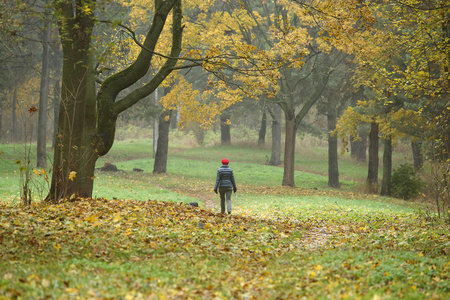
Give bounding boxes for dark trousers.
[219,187,232,214]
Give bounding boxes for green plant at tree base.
[391,163,424,200]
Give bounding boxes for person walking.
[214,158,237,214]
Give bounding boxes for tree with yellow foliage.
[336,0,448,196]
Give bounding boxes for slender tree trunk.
[220,110,231,145]
[411,140,424,171]
[282,118,296,186]
[258,111,266,146]
[170,108,178,129]
[367,121,379,193]
[37,17,51,168]
[0,102,2,139]
[269,105,282,166]
[153,87,159,157]
[381,136,392,196]
[279,63,330,187]
[351,131,367,162]
[327,99,340,188]
[350,87,367,162]
[12,87,17,142]
[153,109,171,173]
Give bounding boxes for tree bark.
[367,121,379,193]
[351,131,367,162]
[327,97,340,188]
[47,0,183,201]
[381,136,392,196]
[268,105,282,166]
[220,110,231,145]
[153,87,159,157]
[49,0,95,200]
[37,17,51,168]
[279,64,331,186]
[170,108,178,129]
[411,140,423,171]
[12,87,17,142]
[153,109,171,173]
[52,80,61,148]
[282,118,296,186]
[258,110,266,146]
[0,106,2,140]
[0,99,3,139]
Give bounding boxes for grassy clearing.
[1,140,449,299]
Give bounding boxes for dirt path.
[159,185,217,211]
[191,191,216,211]
[159,184,338,250]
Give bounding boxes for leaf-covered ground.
[1,194,449,299]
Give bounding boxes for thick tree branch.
[113,0,183,115]
[99,0,178,98]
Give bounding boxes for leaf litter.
[0,194,449,299]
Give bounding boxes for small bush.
[391,163,424,200]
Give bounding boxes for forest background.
[0,0,449,299]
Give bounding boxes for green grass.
[93,171,201,204]
[235,194,416,221]
[1,139,448,299]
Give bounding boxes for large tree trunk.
[52,80,61,148]
[282,118,296,186]
[411,140,424,171]
[49,1,95,200]
[381,136,392,196]
[258,110,266,146]
[153,109,171,173]
[47,0,183,201]
[366,121,379,193]
[37,17,51,168]
[220,110,231,145]
[327,98,340,188]
[269,105,282,166]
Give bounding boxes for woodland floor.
[1,142,449,299]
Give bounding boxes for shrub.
[391,163,424,200]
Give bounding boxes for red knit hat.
[221,158,229,165]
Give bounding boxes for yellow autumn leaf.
[308,270,316,277]
[315,265,323,271]
[65,287,79,294]
[53,243,61,252]
[85,214,98,223]
[32,169,41,176]
[82,5,92,15]
[69,171,77,181]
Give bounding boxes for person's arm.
[231,170,237,193]
[214,169,220,193]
